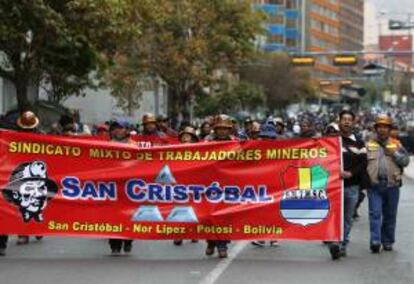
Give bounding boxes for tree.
[108,0,264,119]
[194,80,264,117]
[0,0,133,109]
[240,53,315,112]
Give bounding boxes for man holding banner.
[328,110,367,260]
[107,119,135,255]
[205,114,236,258]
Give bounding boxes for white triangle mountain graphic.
[155,165,177,184]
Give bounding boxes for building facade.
[379,35,413,66]
[304,0,341,78]
[253,0,302,53]
[339,0,364,52]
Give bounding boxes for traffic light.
[388,19,414,30]
[389,20,405,30]
[319,80,332,87]
[291,56,316,66]
[340,80,353,86]
[333,55,358,66]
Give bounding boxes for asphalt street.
[1,167,414,284]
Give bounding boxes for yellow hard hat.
[375,115,393,127]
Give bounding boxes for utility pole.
[301,0,306,53]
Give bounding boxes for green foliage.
[107,0,264,116]
[240,53,316,111]
[195,80,264,117]
[0,0,134,108]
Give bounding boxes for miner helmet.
[156,115,169,123]
[179,126,199,142]
[142,113,157,125]
[214,114,233,129]
[374,114,393,128]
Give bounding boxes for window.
[286,0,297,9]
[311,3,338,20]
[286,18,297,28]
[268,34,284,44]
[268,13,284,25]
[265,0,284,5]
[286,38,297,48]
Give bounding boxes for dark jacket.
[341,134,368,188]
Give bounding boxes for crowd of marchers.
[0,108,410,260]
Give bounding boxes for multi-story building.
[305,0,364,100]
[379,35,413,66]
[339,0,364,52]
[304,0,341,78]
[253,0,302,53]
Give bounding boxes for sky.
[370,0,414,14]
[364,0,414,45]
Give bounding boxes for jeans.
[368,184,400,245]
[341,185,360,248]
[0,235,7,249]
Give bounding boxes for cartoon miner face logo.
[280,166,330,226]
[2,161,58,223]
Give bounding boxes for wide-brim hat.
[156,115,169,122]
[274,117,285,126]
[142,113,157,125]
[2,178,58,204]
[179,127,199,142]
[2,162,58,203]
[16,111,40,130]
[214,115,232,129]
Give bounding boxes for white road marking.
[199,241,248,284]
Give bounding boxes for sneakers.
[173,240,183,246]
[111,248,121,256]
[251,241,265,247]
[383,244,393,251]
[352,211,360,220]
[370,243,381,254]
[0,248,5,256]
[329,244,341,260]
[205,242,215,256]
[16,236,29,245]
[270,241,279,247]
[218,249,228,258]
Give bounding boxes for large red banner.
[0,130,343,241]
